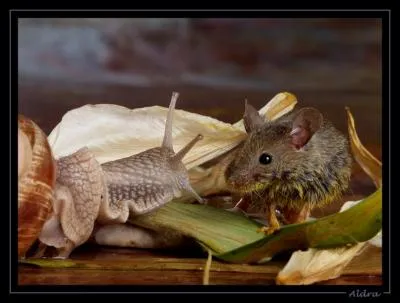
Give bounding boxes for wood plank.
[18,244,382,285]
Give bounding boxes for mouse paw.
[257,226,279,235]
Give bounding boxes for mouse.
[224,101,353,235]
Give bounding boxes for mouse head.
[225,102,323,193]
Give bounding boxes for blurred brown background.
[18,18,382,204]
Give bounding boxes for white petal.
[47,92,297,171]
[48,104,245,170]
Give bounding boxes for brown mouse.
[224,101,353,235]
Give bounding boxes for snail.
[18,92,203,259]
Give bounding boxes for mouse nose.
[253,173,261,181]
[281,170,291,180]
[228,173,248,187]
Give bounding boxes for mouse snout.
[227,171,249,187]
[281,170,291,180]
[253,173,263,182]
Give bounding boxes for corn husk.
[48,92,297,171]
[129,187,381,264]
[345,107,382,188]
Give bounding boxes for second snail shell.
[18,115,56,258]
[18,114,108,259]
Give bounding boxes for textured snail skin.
[18,115,56,258]
[38,147,106,258]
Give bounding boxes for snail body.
[18,92,203,258]
[99,92,203,222]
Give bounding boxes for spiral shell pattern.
[18,115,56,258]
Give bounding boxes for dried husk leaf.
[185,153,235,201]
[203,249,213,285]
[48,104,243,171]
[276,107,382,285]
[346,107,382,188]
[47,92,297,172]
[276,243,368,285]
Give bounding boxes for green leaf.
[20,187,381,269]
[130,187,382,264]
[130,202,266,255]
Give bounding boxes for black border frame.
[9,9,392,298]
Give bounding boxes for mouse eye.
[259,153,272,165]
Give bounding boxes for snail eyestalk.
[162,91,179,151]
[172,134,203,163]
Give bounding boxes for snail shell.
[18,115,56,258]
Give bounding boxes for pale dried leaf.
[346,107,382,188]
[203,249,213,285]
[276,243,366,285]
[368,231,382,248]
[48,104,245,170]
[345,107,382,248]
[345,108,382,248]
[187,150,237,199]
[48,92,297,171]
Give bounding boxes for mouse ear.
[243,100,264,133]
[290,107,323,149]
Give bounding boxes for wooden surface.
[18,244,382,285]
[17,18,382,286]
